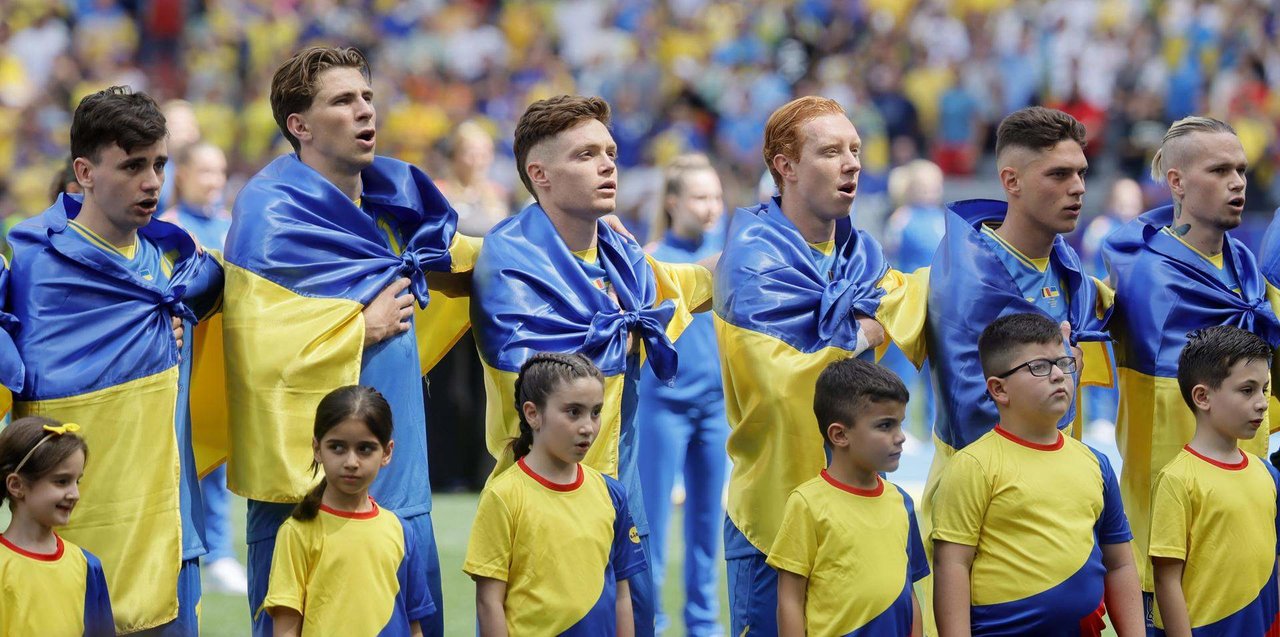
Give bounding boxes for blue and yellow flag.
[927,199,1113,451]
[8,194,223,633]
[223,154,475,515]
[0,255,23,416]
[472,203,711,535]
[715,198,915,554]
[1105,204,1280,586]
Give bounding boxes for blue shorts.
[725,517,777,636]
[133,557,201,636]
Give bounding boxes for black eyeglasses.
[996,356,1078,379]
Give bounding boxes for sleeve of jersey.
[462,488,515,582]
[874,267,930,367]
[262,521,312,615]
[1077,276,1115,389]
[902,491,931,582]
[400,519,438,622]
[414,233,480,375]
[1094,452,1133,544]
[607,476,647,581]
[1147,471,1191,560]
[646,256,713,344]
[765,491,818,578]
[929,452,990,547]
[222,261,365,501]
[82,550,115,637]
[0,256,22,418]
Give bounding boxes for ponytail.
[508,352,605,460]
[290,385,393,521]
[291,477,328,521]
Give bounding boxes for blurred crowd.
[2,0,1280,241]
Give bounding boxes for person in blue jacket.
[638,153,728,637]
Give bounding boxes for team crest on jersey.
[628,526,640,544]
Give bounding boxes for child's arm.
[269,608,302,637]
[475,576,509,637]
[777,569,808,637]
[911,589,923,637]
[1101,542,1145,637]
[933,540,976,637]
[1152,556,1191,637]
[616,579,635,637]
[410,621,423,637]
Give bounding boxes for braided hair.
[510,353,605,459]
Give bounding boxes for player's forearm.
[1102,543,1145,637]
[616,579,635,637]
[1153,560,1192,637]
[475,579,509,637]
[933,557,973,637]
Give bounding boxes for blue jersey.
[162,204,232,251]
[978,224,1069,324]
[638,230,724,407]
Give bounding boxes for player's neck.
[299,151,363,201]
[826,456,881,491]
[997,414,1061,446]
[540,202,599,253]
[74,196,138,248]
[522,447,579,485]
[1187,422,1243,464]
[994,208,1054,260]
[778,193,836,245]
[320,484,373,514]
[1,513,57,555]
[1171,214,1225,257]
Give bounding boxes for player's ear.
[1190,383,1211,412]
[72,157,94,190]
[771,154,796,186]
[1167,168,1185,201]
[986,376,1010,407]
[999,165,1019,197]
[286,112,310,146]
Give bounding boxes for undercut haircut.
[994,106,1086,161]
[1149,116,1237,183]
[270,46,371,153]
[70,86,167,162]
[1176,325,1272,411]
[512,95,611,201]
[978,313,1063,378]
[813,358,909,447]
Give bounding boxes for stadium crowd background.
[2,0,1280,236]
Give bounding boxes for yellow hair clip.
[42,423,80,435]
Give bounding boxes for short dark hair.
[70,86,167,162]
[270,46,371,153]
[978,313,1062,378]
[995,106,1086,159]
[513,95,611,200]
[813,358,909,447]
[1177,326,1272,411]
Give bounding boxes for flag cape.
[223,154,474,513]
[8,194,223,632]
[1104,204,1280,586]
[714,197,893,553]
[927,199,1113,451]
[472,203,710,534]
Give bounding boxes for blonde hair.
[1150,116,1236,183]
[649,153,717,243]
[762,96,845,194]
[887,159,943,208]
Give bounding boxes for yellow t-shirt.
[263,500,435,635]
[1149,447,1280,631]
[766,471,928,636]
